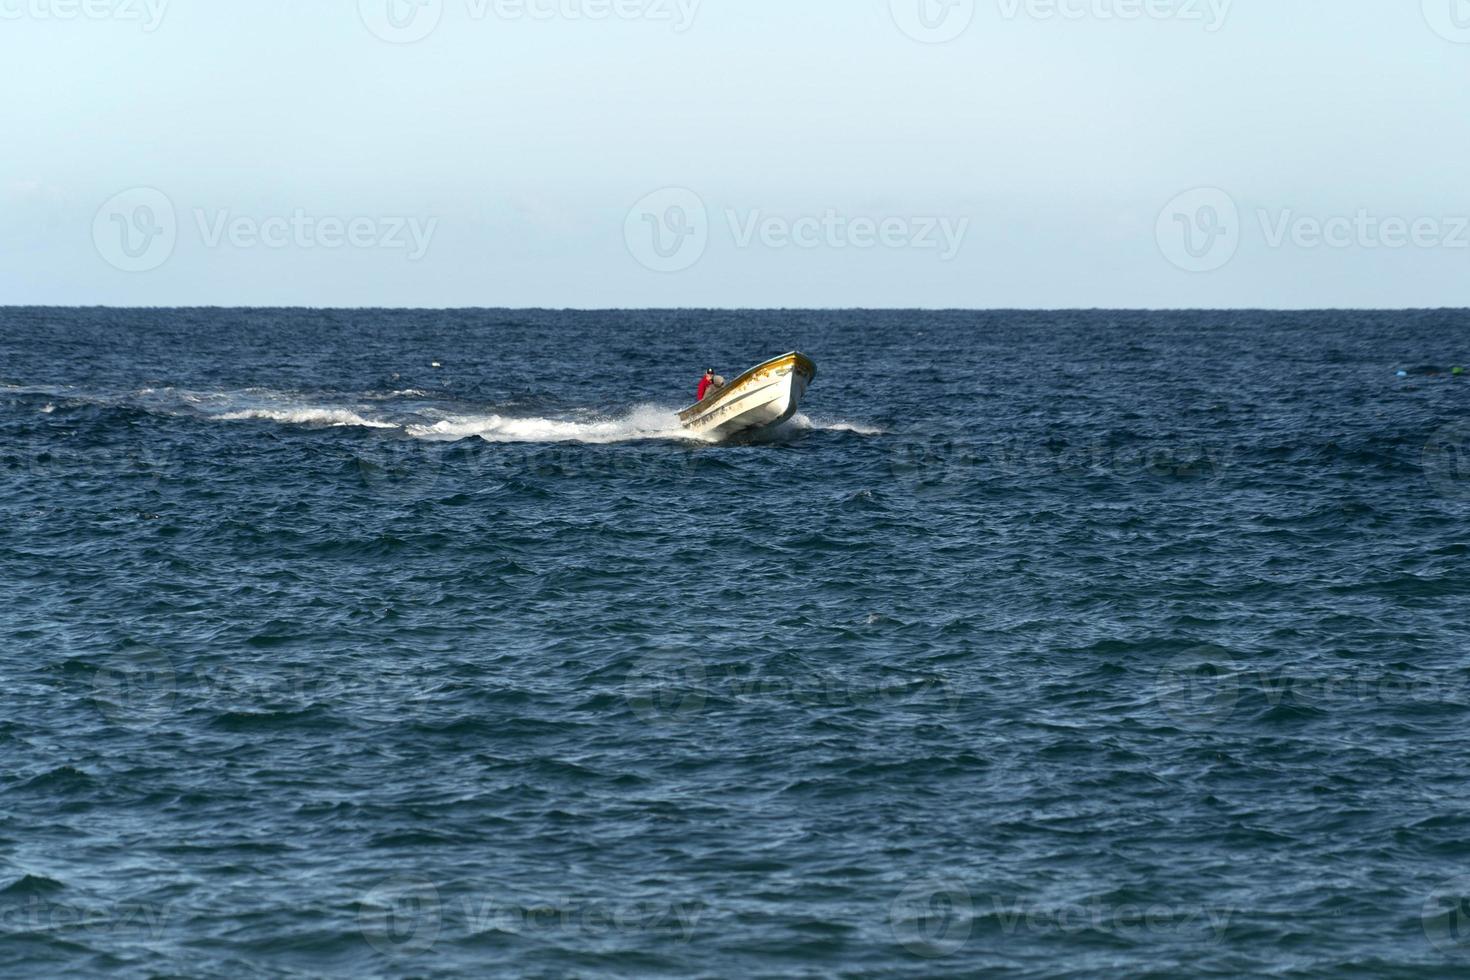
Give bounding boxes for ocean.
[3,307,1470,977]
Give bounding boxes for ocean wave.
[804,416,885,436]
[766,414,886,438]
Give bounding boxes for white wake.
[9,382,882,444]
[405,404,699,444]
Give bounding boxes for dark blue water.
[3,308,1470,978]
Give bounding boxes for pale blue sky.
[2,1,1468,307]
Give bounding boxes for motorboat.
[679,352,817,439]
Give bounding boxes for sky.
[1,0,1468,308]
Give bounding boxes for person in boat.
[697,368,725,401]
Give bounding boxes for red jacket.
[697,376,712,400]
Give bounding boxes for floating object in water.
[679,352,816,440]
[431,362,442,369]
[1456,366,1465,376]
[1396,370,1408,377]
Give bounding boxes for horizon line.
[3,305,1468,313]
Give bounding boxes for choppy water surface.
[3,308,1470,977]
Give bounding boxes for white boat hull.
[679,352,817,440]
